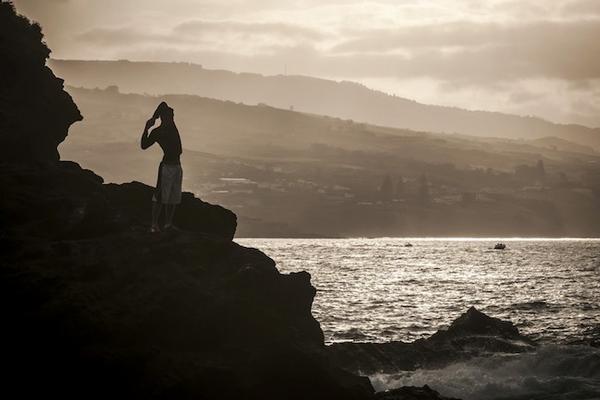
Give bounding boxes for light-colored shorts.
[153,163,183,204]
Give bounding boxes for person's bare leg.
[164,204,177,229]
[151,202,162,232]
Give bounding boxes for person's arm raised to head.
[140,118,157,149]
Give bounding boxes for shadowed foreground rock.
[0,159,374,399]
[1,160,237,240]
[328,307,536,374]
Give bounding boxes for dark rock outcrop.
[423,306,533,347]
[0,4,372,399]
[1,158,373,399]
[1,172,368,398]
[0,160,237,240]
[329,307,535,374]
[0,2,82,162]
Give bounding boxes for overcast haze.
[13,0,600,127]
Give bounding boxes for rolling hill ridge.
[50,59,600,151]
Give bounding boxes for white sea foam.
[370,345,600,400]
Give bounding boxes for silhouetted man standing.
[141,102,183,232]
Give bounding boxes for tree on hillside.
[557,171,569,187]
[537,160,546,183]
[515,161,546,184]
[417,174,430,206]
[379,174,393,201]
[395,177,405,199]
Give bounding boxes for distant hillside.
[59,86,600,237]
[50,59,600,151]
[61,86,598,171]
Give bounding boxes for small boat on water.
[404,243,413,247]
[494,243,506,250]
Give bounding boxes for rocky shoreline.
[4,160,501,400]
[328,307,535,375]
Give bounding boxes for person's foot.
[150,225,161,233]
[163,224,180,232]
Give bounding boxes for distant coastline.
[236,236,600,240]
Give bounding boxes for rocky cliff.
[1,163,370,399]
[0,3,371,399]
[0,3,81,162]
[1,160,373,399]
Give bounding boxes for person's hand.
[145,118,155,130]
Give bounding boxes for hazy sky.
[13,0,600,127]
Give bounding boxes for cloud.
[329,20,600,82]
[76,28,168,46]
[12,0,600,126]
[25,0,600,85]
[174,20,327,41]
[74,19,328,57]
[78,15,600,84]
[333,19,600,53]
[509,89,546,104]
[562,0,600,16]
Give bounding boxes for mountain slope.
[59,86,600,237]
[49,59,600,150]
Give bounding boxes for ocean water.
[238,238,600,344]
[238,238,600,399]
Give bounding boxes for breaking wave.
[370,345,600,400]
